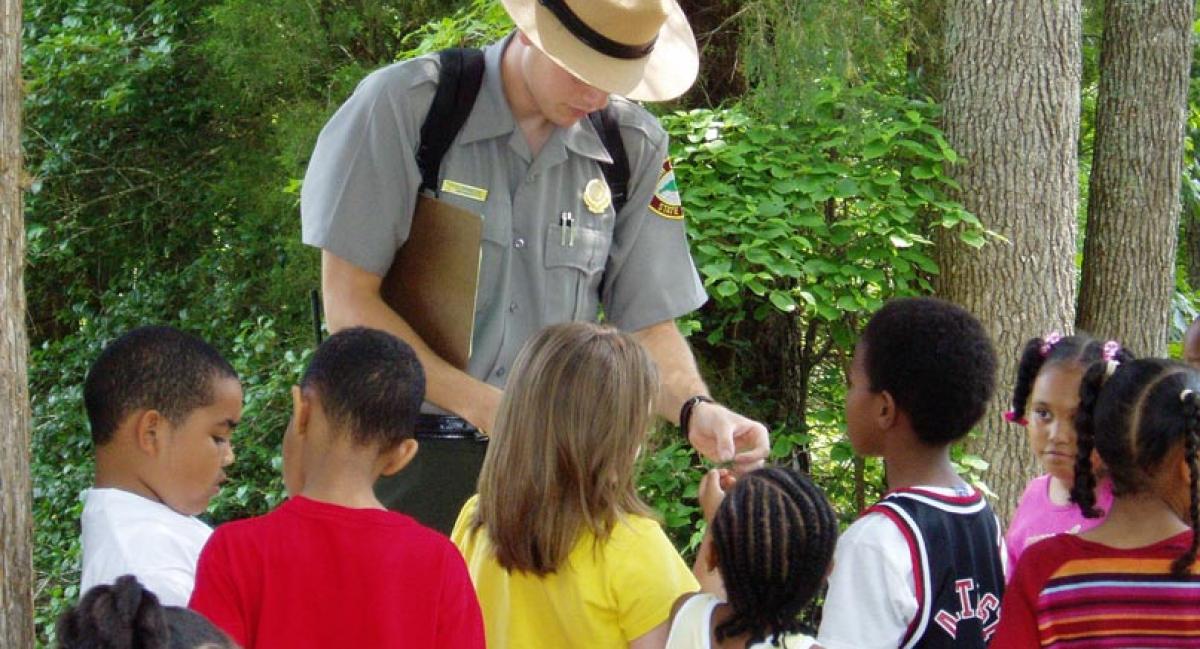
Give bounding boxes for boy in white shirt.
[80,325,242,606]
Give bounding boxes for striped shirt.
[992,530,1200,648]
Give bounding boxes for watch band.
[680,395,714,441]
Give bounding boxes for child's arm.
[435,544,486,648]
[187,531,249,647]
[628,621,670,649]
[816,514,916,649]
[691,468,732,597]
[989,547,1050,648]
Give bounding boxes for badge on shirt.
[649,158,684,220]
[441,179,489,202]
[583,178,612,214]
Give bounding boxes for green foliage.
[740,0,916,120]
[667,88,980,337]
[639,84,986,551]
[397,0,513,58]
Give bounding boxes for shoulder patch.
[649,158,684,220]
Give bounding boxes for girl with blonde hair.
[452,322,698,648]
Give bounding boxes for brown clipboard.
[380,195,483,370]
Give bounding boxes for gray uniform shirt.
[301,36,707,388]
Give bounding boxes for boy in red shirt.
[189,328,484,648]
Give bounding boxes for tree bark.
[936,0,1082,521]
[1185,211,1200,292]
[1077,0,1194,356]
[1,0,33,644]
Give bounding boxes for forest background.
[15,0,1200,644]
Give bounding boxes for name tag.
[441,179,489,202]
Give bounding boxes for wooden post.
[1,0,35,643]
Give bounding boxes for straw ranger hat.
[500,0,699,102]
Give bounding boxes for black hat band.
[537,0,658,60]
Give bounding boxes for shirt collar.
[457,35,518,145]
[562,114,614,164]
[458,34,614,165]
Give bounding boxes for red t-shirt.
[992,530,1200,648]
[189,496,484,649]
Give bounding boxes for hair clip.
[1101,340,1121,361]
[1040,332,1063,357]
[1003,410,1028,426]
[1183,389,1196,403]
[1104,359,1120,378]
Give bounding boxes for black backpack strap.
[417,48,486,195]
[588,107,630,214]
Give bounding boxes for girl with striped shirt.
[993,358,1200,647]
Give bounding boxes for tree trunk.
[1077,0,1194,356]
[1,0,33,644]
[936,0,1082,522]
[1185,211,1200,292]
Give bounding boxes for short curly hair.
[84,326,238,446]
[300,327,425,449]
[860,297,996,445]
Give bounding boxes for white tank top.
[664,592,819,649]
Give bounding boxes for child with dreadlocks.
[993,358,1200,646]
[1002,333,1133,574]
[817,297,1005,649]
[58,576,236,649]
[664,466,837,649]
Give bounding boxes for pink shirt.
[1004,474,1113,579]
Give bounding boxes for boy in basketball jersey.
[818,297,1006,649]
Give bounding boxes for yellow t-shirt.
[452,495,699,649]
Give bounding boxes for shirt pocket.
[543,221,611,321]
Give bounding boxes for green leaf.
[769,290,798,312]
[911,165,935,180]
[960,230,986,249]
[830,442,855,463]
[862,139,889,160]
[834,178,859,198]
[772,179,802,194]
[910,183,936,203]
[715,280,739,297]
[744,248,773,266]
[889,234,913,248]
[758,200,785,217]
[793,214,825,229]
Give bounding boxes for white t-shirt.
[666,592,818,649]
[80,488,213,606]
[816,510,915,649]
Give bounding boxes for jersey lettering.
[932,578,1000,640]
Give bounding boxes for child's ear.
[289,385,310,439]
[379,438,419,477]
[705,535,720,572]
[876,390,898,429]
[133,409,166,457]
[1090,448,1108,478]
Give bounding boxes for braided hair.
[1071,359,1200,578]
[1008,334,1134,425]
[709,467,838,646]
[56,575,235,649]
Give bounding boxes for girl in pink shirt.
[1003,333,1132,574]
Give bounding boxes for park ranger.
[301,0,769,533]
